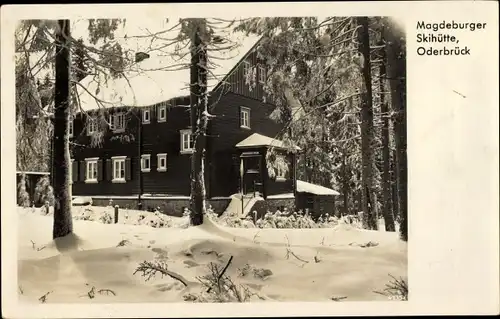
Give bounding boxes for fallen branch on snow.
[98,288,116,296]
[87,286,96,299]
[79,284,117,299]
[38,291,52,303]
[30,240,46,251]
[134,260,189,287]
[348,241,379,248]
[195,258,256,302]
[314,252,321,263]
[116,239,131,247]
[373,274,408,301]
[284,235,309,265]
[331,296,347,301]
[207,255,233,293]
[252,231,261,243]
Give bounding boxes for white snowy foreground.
[17,207,407,303]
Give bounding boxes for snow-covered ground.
[17,206,407,303]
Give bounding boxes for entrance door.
[242,155,262,195]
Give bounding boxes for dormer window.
[258,65,266,84]
[142,108,150,124]
[110,112,125,133]
[87,116,99,135]
[158,104,167,123]
[243,61,251,81]
[240,107,250,129]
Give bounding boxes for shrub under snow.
[33,176,54,207]
[206,208,256,228]
[207,207,363,229]
[17,174,31,207]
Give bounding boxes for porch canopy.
[296,180,340,196]
[235,133,301,151]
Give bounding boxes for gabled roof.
[77,33,261,112]
[211,35,264,93]
[296,180,340,196]
[235,133,301,151]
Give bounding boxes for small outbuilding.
[295,180,340,219]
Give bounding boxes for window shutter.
[79,161,86,181]
[97,160,103,181]
[106,159,112,181]
[109,114,114,130]
[125,158,132,181]
[72,161,78,182]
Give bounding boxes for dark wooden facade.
[70,39,297,201]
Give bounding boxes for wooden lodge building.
[66,35,339,217]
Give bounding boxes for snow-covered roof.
[296,180,340,196]
[235,133,301,151]
[77,34,260,112]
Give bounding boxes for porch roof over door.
[235,133,301,151]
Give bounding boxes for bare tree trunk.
[52,19,73,239]
[357,17,378,230]
[379,36,396,232]
[384,19,407,241]
[391,149,400,223]
[189,19,208,226]
[341,151,349,217]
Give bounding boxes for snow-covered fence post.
[114,205,119,224]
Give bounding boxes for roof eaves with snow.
[296,180,340,196]
[75,34,261,113]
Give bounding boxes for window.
[258,65,266,84]
[240,107,250,129]
[243,61,251,80]
[110,113,125,132]
[112,156,126,182]
[87,117,98,135]
[141,154,151,172]
[276,167,286,180]
[306,195,314,209]
[157,153,167,172]
[68,118,74,137]
[158,104,167,122]
[142,108,150,124]
[180,129,194,154]
[85,158,98,183]
[275,155,288,181]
